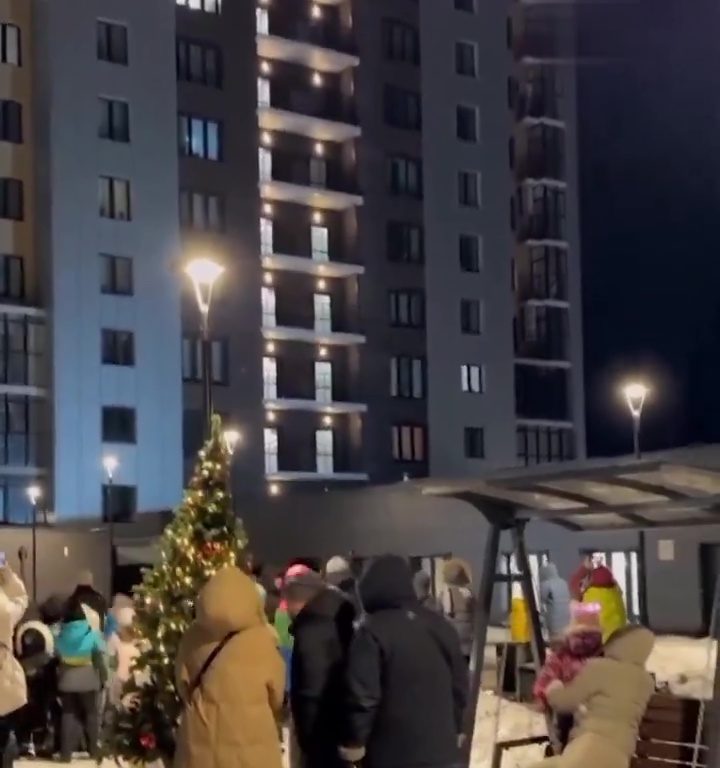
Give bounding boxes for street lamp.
[223,429,241,456]
[623,382,649,459]
[185,258,225,436]
[103,455,119,594]
[26,484,41,602]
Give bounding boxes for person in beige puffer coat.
[174,566,285,768]
[533,625,655,768]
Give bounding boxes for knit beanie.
[567,600,602,634]
[325,555,352,586]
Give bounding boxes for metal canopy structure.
[408,446,720,768]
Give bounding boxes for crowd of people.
[0,566,139,765]
[0,551,658,768]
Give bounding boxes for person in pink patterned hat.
[534,601,604,750]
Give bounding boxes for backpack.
[0,640,28,716]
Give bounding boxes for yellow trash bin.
[510,596,531,643]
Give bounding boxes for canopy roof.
[415,445,720,531]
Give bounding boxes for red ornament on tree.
[139,732,157,751]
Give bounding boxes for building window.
[99,176,130,221]
[311,225,329,261]
[0,100,21,144]
[0,255,23,301]
[392,425,426,463]
[384,85,422,131]
[0,24,20,66]
[262,356,277,400]
[456,104,479,143]
[583,550,641,622]
[263,427,278,473]
[314,293,332,333]
[315,361,333,403]
[459,234,482,272]
[97,21,128,65]
[516,425,575,465]
[101,329,134,367]
[177,0,222,12]
[455,41,478,77]
[464,427,485,459]
[0,318,43,389]
[256,7,269,34]
[98,98,129,143]
[391,356,425,399]
[0,179,23,221]
[178,114,222,161]
[102,406,136,444]
[498,551,549,613]
[459,170,481,207]
[176,39,222,88]
[387,221,423,264]
[257,76,270,107]
[389,290,425,328]
[100,254,133,296]
[179,190,225,232]
[454,0,476,12]
[261,286,276,327]
[315,429,334,474]
[259,217,274,255]
[382,19,419,64]
[461,364,485,394]
[460,299,483,334]
[258,147,272,181]
[388,155,422,198]
[181,337,228,385]
[102,484,136,523]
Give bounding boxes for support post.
[512,521,546,668]
[463,519,502,765]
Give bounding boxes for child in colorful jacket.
[582,566,627,642]
[534,601,604,750]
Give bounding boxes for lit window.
[263,356,277,400]
[257,77,270,107]
[0,24,20,66]
[258,147,272,182]
[461,364,485,394]
[263,427,278,474]
[260,217,274,254]
[314,293,331,333]
[261,286,276,327]
[311,225,329,261]
[315,429,334,474]
[392,425,426,462]
[315,361,333,403]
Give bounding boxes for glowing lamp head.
[623,382,649,417]
[103,455,118,480]
[223,429,241,455]
[26,484,41,505]
[184,258,225,315]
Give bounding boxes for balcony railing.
[262,154,360,197]
[516,269,568,302]
[262,9,356,56]
[515,214,566,242]
[266,84,357,126]
[515,149,565,181]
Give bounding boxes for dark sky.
[575,0,720,456]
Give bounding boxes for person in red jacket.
[568,555,593,601]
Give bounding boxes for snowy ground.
[20,635,715,768]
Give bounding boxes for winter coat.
[533,630,603,708]
[175,566,285,768]
[540,626,655,768]
[56,619,105,693]
[343,555,468,768]
[539,563,571,637]
[0,568,29,715]
[290,587,355,767]
[582,567,627,642]
[69,584,107,632]
[568,563,592,601]
[441,558,475,657]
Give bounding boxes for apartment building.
[0,0,585,522]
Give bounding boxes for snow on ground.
[470,634,717,768]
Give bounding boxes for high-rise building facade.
[0,0,585,522]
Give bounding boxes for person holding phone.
[0,556,30,768]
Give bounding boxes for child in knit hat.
[534,601,604,750]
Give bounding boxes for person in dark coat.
[340,555,468,768]
[285,571,355,768]
[68,571,107,633]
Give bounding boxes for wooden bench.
[491,694,707,768]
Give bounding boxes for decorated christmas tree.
[105,414,247,765]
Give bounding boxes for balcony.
[266,470,369,483]
[262,251,364,278]
[259,150,363,210]
[515,365,571,422]
[258,82,359,142]
[264,397,367,415]
[514,306,570,366]
[512,71,563,124]
[256,7,359,74]
[263,324,366,346]
[514,125,566,183]
[515,245,568,306]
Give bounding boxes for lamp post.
[103,455,118,594]
[623,382,649,459]
[185,258,225,436]
[26,484,41,602]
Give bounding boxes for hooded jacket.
[290,587,355,767]
[539,563,571,637]
[343,555,468,768]
[582,567,627,642]
[0,567,29,716]
[546,626,655,763]
[175,567,285,768]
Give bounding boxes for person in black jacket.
[285,570,355,768]
[340,555,468,768]
[68,571,107,633]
